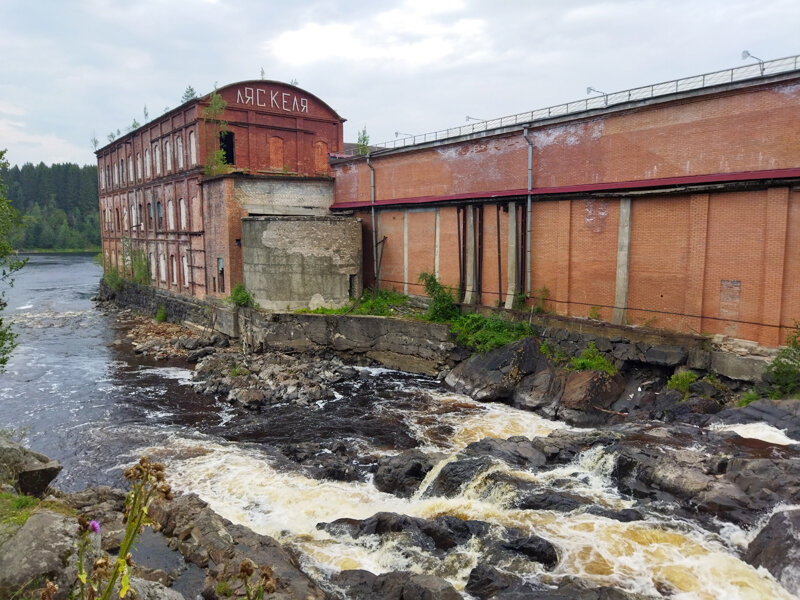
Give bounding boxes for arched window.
[154,143,161,175]
[176,136,183,169]
[188,131,196,165]
[136,153,142,180]
[156,201,163,229]
[100,167,105,190]
[170,255,177,284]
[114,162,119,186]
[130,202,136,228]
[159,253,166,282]
[127,156,133,184]
[179,198,186,230]
[167,199,175,230]
[182,255,189,288]
[145,149,151,178]
[165,140,172,171]
[120,159,126,185]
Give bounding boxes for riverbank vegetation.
[0,161,100,251]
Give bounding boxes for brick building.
[97,80,362,309]
[99,57,800,346]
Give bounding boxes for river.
[1,253,796,600]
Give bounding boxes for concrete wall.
[242,215,363,310]
[234,177,333,216]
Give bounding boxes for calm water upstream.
[0,254,795,600]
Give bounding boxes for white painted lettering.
[256,88,266,107]
[292,96,300,111]
[236,90,244,104]
[270,90,279,108]
[300,98,308,113]
[282,92,289,111]
[244,87,254,105]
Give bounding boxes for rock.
[688,380,720,398]
[227,388,265,409]
[0,438,62,496]
[445,337,540,402]
[129,578,186,600]
[186,347,215,363]
[332,569,462,600]
[744,509,800,595]
[465,564,531,599]
[513,368,561,411]
[499,530,559,568]
[710,398,800,440]
[374,450,441,498]
[462,436,546,470]
[558,370,626,426]
[644,345,688,366]
[663,396,722,424]
[612,343,641,362]
[0,509,77,600]
[424,456,495,497]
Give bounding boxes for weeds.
[567,341,618,375]
[531,286,551,314]
[737,389,760,407]
[588,306,601,320]
[297,288,410,316]
[765,322,800,399]
[418,272,460,322]
[230,364,250,377]
[155,305,167,322]
[450,313,533,354]
[229,283,256,308]
[667,369,698,400]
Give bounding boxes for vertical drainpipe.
[522,128,533,295]
[366,155,377,283]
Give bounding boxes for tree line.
[0,161,100,250]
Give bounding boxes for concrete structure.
[96,80,361,308]
[99,57,800,347]
[330,57,800,347]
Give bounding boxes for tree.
[181,85,198,103]
[0,149,26,370]
[356,126,370,155]
[202,90,229,176]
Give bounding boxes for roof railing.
[333,54,800,158]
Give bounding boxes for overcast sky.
[1,0,798,167]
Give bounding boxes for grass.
[297,288,411,317]
[450,313,534,354]
[567,341,618,375]
[737,389,760,407]
[667,369,699,400]
[230,364,250,377]
[155,304,167,322]
[0,492,39,528]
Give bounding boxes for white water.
[140,393,797,600]
[710,422,800,446]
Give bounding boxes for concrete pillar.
[403,209,409,295]
[686,193,709,335]
[612,197,632,325]
[555,200,572,315]
[463,206,476,304]
[760,187,790,346]
[434,208,441,280]
[504,202,517,309]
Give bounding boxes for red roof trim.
[331,167,800,210]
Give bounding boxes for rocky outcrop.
[331,569,462,600]
[374,450,443,497]
[0,438,62,496]
[745,509,800,595]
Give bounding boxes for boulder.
[462,436,546,470]
[744,509,800,596]
[374,450,441,498]
[512,365,563,411]
[644,345,688,366]
[558,370,626,426]
[445,337,540,402]
[129,578,185,600]
[424,456,495,498]
[0,438,62,496]
[331,569,462,600]
[498,530,558,569]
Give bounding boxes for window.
[154,143,161,175]
[120,159,125,185]
[182,255,189,288]
[217,257,225,293]
[145,149,151,178]
[220,131,235,165]
[156,201,163,229]
[115,208,120,231]
[106,165,111,188]
[188,131,197,165]
[122,207,128,231]
[136,153,142,180]
[138,202,143,229]
[147,202,153,226]
[176,136,183,169]
[269,136,284,170]
[167,199,175,230]
[128,156,133,184]
[170,255,177,284]
[159,253,166,282]
[114,162,119,186]
[130,202,136,228]
[179,198,186,230]
[100,166,105,190]
[149,252,155,279]
[165,140,172,171]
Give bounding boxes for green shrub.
[229,283,256,308]
[737,389,760,407]
[667,369,698,400]
[450,313,533,354]
[155,305,167,322]
[418,272,460,322]
[588,306,601,320]
[567,341,618,375]
[531,286,551,314]
[103,266,124,292]
[765,323,800,398]
[512,292,528,311]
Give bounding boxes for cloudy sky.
[1,0,798,167]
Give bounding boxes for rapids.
[1,254,796,599]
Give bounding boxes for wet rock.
[227,388,266,410]
[463,436,546,469]
[584,506,644,522]
[374,449,441,498]
[559,370,626,426]
[513,367,563,411]
[499,530,558,569]
[445,337,540,402]
[424,456,495,497]
[662,396,722,424]
[744,509,800,595]
[711,398,800,440]
[332,569,462,600]
[0,509,78,600]
[0,438,62,496]
[529,429,623,465]
[465,564,532,599]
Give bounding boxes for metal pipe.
[523,128,533,294]
[366,155,377,283]
[496,203,502,302]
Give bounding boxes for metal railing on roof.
[334,54,800,158]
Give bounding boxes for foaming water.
[709,422,799,446]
